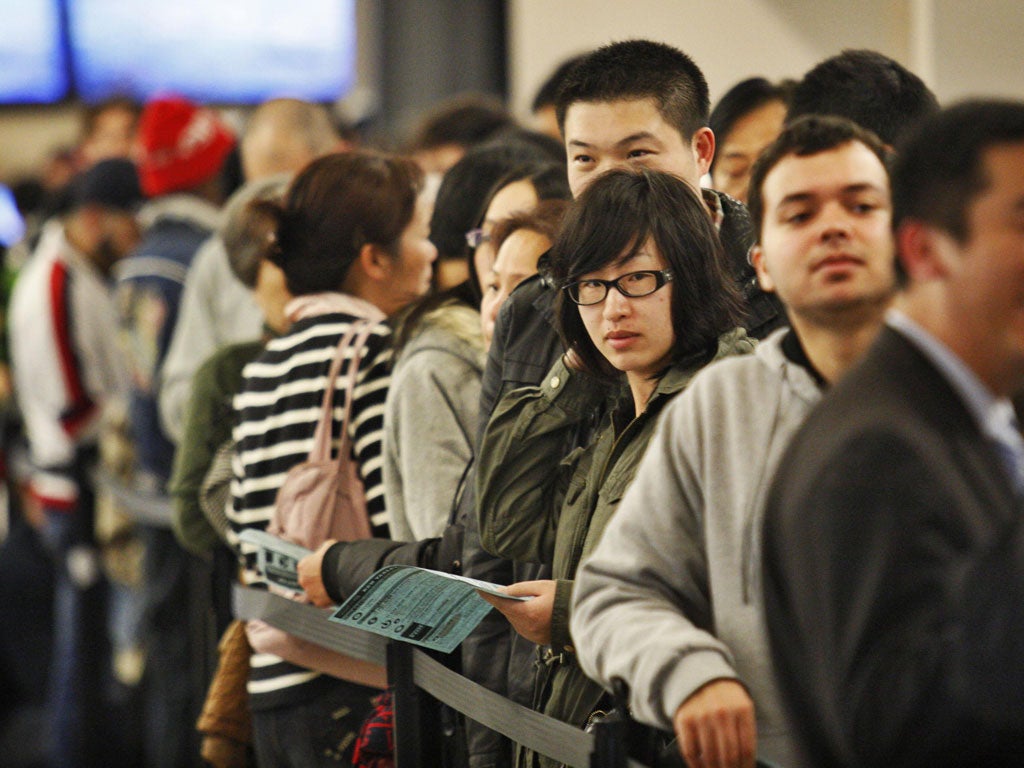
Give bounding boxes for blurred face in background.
[75,206,140,275]
[81,105,139,166]
[712,99,787,203]
[471,179,539,289]
[480,227,551,347]
[383,193,438,312]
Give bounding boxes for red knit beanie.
[138,96,236,197]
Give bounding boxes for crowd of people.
[1,33,1023,768]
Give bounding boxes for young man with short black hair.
[572,115,896,768]
[462,39,784,768]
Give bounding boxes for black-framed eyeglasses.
[465,228,491,249]
[563,269,674,306]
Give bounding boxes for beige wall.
[508,0,911,119]
[0,106,82,182]
[508,0,1024,122]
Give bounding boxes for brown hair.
[256,151,423,296]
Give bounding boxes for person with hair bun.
[227,150,435,768]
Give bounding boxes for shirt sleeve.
[383,344,480,541]
[571,390,738,732]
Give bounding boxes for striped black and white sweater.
[229,309,392,709]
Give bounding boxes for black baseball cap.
[71,158,144,212]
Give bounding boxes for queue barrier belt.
[232,584,647,768]
[93,468,175,527]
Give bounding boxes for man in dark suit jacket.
[762,99,1024,768]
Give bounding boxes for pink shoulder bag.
[246,319,386,689]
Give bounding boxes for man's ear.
[896,220,954,282]
[692,127,715,178]
[750,244,775,293]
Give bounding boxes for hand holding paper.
[297,540,338,607]
[237,529,312,595]
[478,579,556,646]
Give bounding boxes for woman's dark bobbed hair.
[256,151,423,296]
[551,167,744,379]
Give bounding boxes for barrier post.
[589,677,632,768]
[588,710,628,768]
[388,640,443,767]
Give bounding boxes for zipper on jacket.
[566,409,645,578]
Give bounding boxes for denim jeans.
[251,680,378,767]
[41,501,112,768]
[139,524,205,768]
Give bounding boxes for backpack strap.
[308,319,373,462]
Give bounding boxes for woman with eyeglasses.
[475,167,754,768]
[382,160,570,543]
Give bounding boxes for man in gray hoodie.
[570,115,896,768]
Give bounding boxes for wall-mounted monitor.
[68,0,357,104]
[0,1,69,104]
[0,184,25,248]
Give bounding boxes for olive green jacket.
[476,329,754,764]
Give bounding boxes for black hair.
[747,115,890,238]
[257,151,422,296]
[709,77,795,176]
[429,140,560,260]
[892,99,1024,283]
[406,93,515,152]
[787,49,938,146]
[398,159,570,353]
[554,40,710,141]
[551,168,744,379]
[485,126,567,164]
[531,54,587,113]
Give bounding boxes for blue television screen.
[68,0,357,104]
[0,185,26,248]
[0,0,69,104]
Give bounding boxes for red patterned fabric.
[352,692,394,768]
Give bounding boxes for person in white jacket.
[9,158,141,768]
[570,116,897,768]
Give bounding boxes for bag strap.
[309,319,374,462]
[334,322,378,468]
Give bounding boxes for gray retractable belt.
[94,467,175,527]
[233,585,646,768]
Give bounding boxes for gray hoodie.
[571,328,820,767]
[383,301,486,541]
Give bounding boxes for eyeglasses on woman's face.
[563,269,674,306]
[464,228,491,249]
